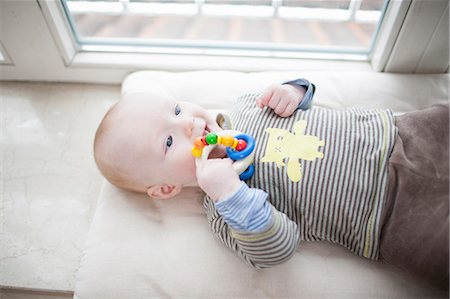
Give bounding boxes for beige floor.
[1,82,120,292]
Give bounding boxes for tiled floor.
[1,82,120,291]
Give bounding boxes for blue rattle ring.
[226,133,255,161]
[226,133,255,180]
[239,164,254,181]
[194,131,256,181]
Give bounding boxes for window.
[61,0,388,60]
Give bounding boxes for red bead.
[201,136,208,146]
[236,139,247,151]
[194,137,205,149]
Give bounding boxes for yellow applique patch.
[261,120,325,182]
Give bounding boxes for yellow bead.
[231,138,238,149]
[217,136,222,145]
[192,146,202,157]
[222,135,234,147]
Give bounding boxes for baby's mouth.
[203,125,210,136]
[199,124,227,159]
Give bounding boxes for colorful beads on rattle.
[191,132,247,157]
[205,133,218,145]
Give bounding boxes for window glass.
[62,0,388,58]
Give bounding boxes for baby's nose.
[183,118,194,137]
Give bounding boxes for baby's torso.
[226,93,398,259]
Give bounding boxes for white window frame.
[39,0,388,70]
[370,0,411,71]
[0,0,446,84]
[60,0,385,62]
[383,0,449,73]
[40,0,79,66]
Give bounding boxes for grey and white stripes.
[204,93,397,267]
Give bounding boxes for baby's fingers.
[278,101,298,118]
[257,88,273,109]
[196,157,232,172]
[268,94,281,111]
[274,98,289,115]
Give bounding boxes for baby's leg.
[380,104,449,291]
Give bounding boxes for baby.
[94,78,448,291]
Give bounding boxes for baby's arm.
[257,78,315,117]
[204,184,300,269]
[197,157,300,268]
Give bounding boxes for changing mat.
[74,70,449,298]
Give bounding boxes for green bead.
[205,132,218,145]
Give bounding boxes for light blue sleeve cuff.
[215,182,273,233]
[282,78,316,110]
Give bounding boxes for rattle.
[192,130,255,180]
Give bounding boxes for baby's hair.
[93,101,144,193]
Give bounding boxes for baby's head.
[94,91,221,198]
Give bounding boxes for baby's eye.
[175,104,181,115]
[166,136,173,148]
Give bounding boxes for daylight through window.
[62,0,388,59]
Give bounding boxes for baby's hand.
[196,158,241,202]
[256,83,306,117]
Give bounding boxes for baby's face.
[116,93,221,190]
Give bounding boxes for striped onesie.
[203,92,398,269]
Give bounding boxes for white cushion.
[74,71,449,298]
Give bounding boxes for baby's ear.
[146,184,182,199]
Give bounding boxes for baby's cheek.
[180,151,197,175]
